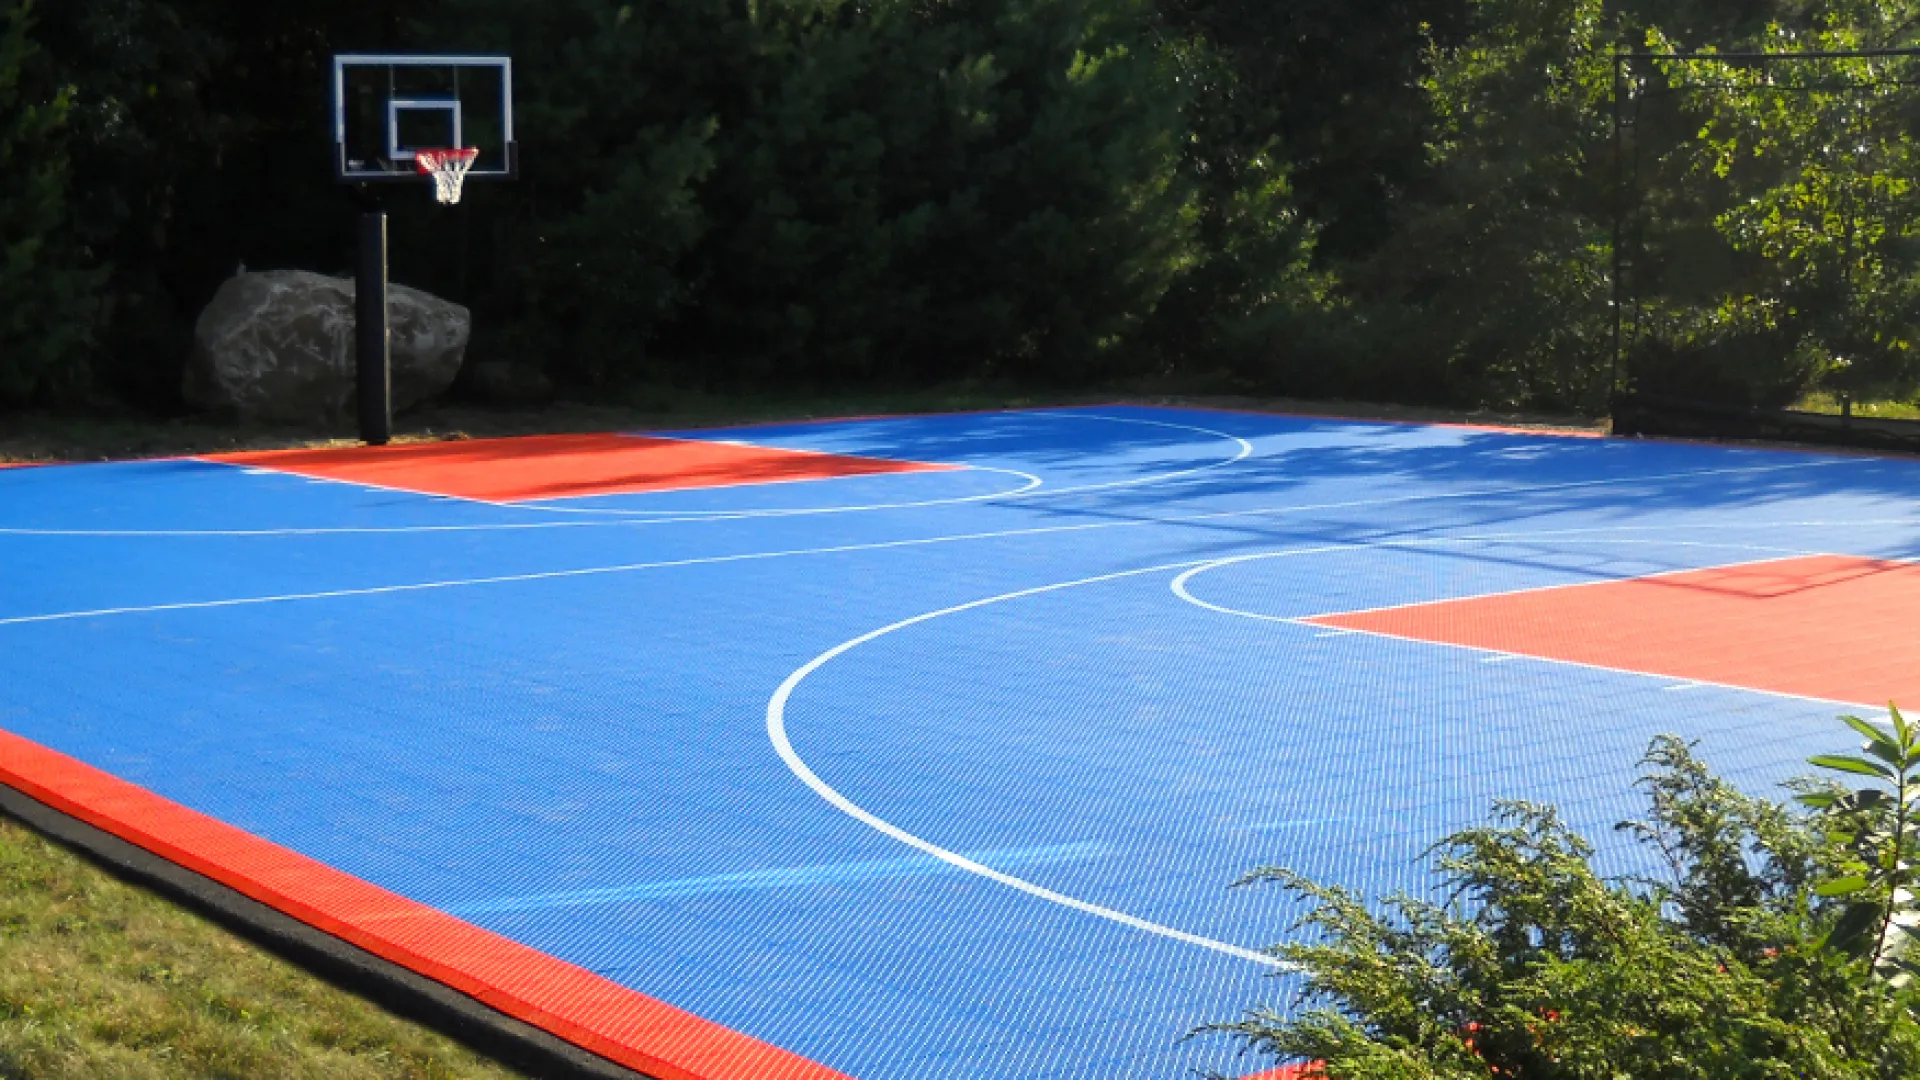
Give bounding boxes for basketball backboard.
[332,55,516,186]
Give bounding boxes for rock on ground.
[184,270,470,425]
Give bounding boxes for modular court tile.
[4,407,1919,1079]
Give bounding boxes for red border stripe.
[0,728,854,1080]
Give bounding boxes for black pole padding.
[356,201,392,446]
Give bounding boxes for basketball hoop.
[415,148,480,205]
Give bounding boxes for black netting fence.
[1610,48,1920,450]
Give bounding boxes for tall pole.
[1610,51,1625,404]
[356,190,392,446]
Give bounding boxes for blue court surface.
[4,405,1920,1079]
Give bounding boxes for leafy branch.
[1801,703,1920,980]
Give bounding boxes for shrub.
[1211,711,1920,1078]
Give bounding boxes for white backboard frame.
[333,54,516,184]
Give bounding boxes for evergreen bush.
[1210,711,1920,1078]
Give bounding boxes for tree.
[1626,30,1920,407]
[436,0,1203,391]
[1353,0,1618,411]
[0,0,101,406]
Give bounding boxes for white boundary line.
[0,520,626,538]
[486,432,985,505]
[12,410,1240,535]
[1168,545,1900,712]
[0,467,1040,538]
[517,463,1043,509]
[764,557,1289,968]
[196,457,521,509]
[199,449,1043,516]
[0,465,1887,624]
[0,449,1858,540]
[505,411,1256,519]
[505,464,1047,520]
[1238,551,1845,623]
[768,533,1897,968]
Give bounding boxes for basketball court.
[4,405,1920,1079]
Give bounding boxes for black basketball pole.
[355,191,392,446]
[1610,51,1624,402]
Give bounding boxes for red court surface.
[1306,554,1920,708]
[212,433,956,503]
[0,728,850,1080]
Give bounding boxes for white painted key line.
[1167,545,1891,713]
[0,457,1878,630]
[504,410,1255,519]
[764,532,1897,969]
[0,408,1246,535]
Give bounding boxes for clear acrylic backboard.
[332,55,515,187]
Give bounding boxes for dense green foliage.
[1210,714,1920,1078]
[12,0,1920,413]
[0,0,100,405]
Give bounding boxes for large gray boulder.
[184,270,470,424]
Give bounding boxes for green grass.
[0,815,527,1080]
[1792,391,1920,420]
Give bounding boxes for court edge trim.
[0,729,855,1080]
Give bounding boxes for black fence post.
[356,192,391,446]
[1610,50,1625,402]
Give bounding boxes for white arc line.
[765,532,1852,967]
[1170,543,1834,622]
[0,452,1860,541]
[511,410,1255,520]
[512,465,1045,516]
[0,523,1181,626]
[0,498,1890,628]
[0,411,1242,535]
[0,467,1043,538]
[765,558,1290,968]
[1169,542,1896,711]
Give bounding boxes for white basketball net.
[415,148,480,205]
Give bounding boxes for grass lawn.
[0,814,527,1080]
[1792,391,1920,420]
